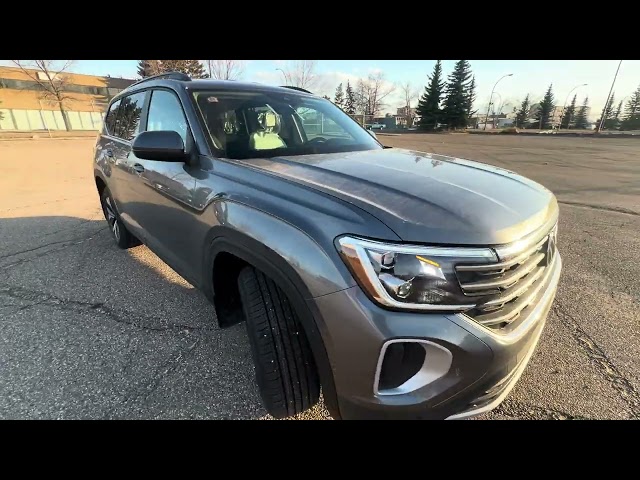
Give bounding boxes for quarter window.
[146,90,188,143]
[104,99,121,137]
[118,92,146,141]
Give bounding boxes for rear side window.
[104,99,121,136]
[118,92,147,141]
[146,90,188,143]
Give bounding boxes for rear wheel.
[100,188,137,249]
[237,266,320,418]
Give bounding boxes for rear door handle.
[133,163,145,174]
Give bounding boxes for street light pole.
[492,92,502,128]
[276,68,289,85]
[558,83,588,130]
[483,73,513,130]
[596,60,623,133]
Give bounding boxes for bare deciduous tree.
[205,60,245,80]
[279,60,320,91]
[355,72,396,117]
[12,60,75,131]
[400,81,419,127]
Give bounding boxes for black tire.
[238,266,320,418]
[100,188,138,249]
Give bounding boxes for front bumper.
[311,253,562,420]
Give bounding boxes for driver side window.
[146,90,189,144]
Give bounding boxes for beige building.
[0,65,135,132]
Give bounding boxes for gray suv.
[93,72,562,420]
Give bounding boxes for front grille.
[455,224,557,333]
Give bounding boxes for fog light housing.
[378,342,425,391]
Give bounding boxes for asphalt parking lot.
[1,134,639,419]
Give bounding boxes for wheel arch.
[95,173,107,197]
[205,229,342,419]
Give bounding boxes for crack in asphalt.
[0,227,108,269]
[0,284,217,334]
[558,200,639,216]
[553,303,640,418]
[107,339,200,419]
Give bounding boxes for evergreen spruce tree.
[344,81,356,115]
[146,60,209,79]
[137,60,160,78]
[515,95,530,128]
[621,85,640,130]
[465,75,477,118]
[601,93,619,130]
[561,94,577,129]
[574,96,589,129]
[416,60,445,131]
[441,60,474,129]
[334,83,345,110]
[613,100,623,130]
[534,84,555,129]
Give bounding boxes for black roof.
[188,79,315,96]
[123,74,315,96]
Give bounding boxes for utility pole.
[596,60,622,133]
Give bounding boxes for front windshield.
[191,89,382,159]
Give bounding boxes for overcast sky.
[2,60,637,120]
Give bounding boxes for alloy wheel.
[103,196,120,241]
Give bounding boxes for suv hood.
[237,148,558,245]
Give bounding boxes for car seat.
[249,110,286,150]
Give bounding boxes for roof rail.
[280,85,313,94]
[129,71,191,88]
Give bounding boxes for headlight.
[336,236,498,311]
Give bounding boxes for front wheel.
[237,266,320,418]
[100,188,137,249]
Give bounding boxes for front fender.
[202,200,354,418]
[202,200,357,299]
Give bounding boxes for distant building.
[0,65,136,132]
[395,106,417,127]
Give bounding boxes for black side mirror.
[132,130,186,162]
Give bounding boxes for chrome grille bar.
[454,221,557,333]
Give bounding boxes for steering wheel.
[307,136,327,145]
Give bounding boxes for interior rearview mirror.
[132,130,186,162]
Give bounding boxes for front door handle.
[133,163,145,174]
[106,149,114,158]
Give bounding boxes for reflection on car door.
[106,92,148,234]
[100,98,133,219]
[125,88,200,279]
